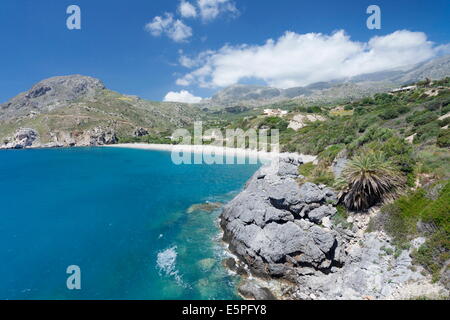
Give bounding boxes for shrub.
[340,151,404,211]
[373,137,414,169]
[307,106,322,113]
[348,127,394,152]
[259,117,289,131]
[374,93,396,104]
[408,111,438,127]
[379,109,400,120]
[412,230,449,282]
[298,163,335,186]
[298,162,316,177]
[344,105,353,111]
[318,144,345,164]
[372,181,450,282]
[311,168,335,186]
[398,106,410,114]
[438,117,450,127]
[413,122,441,144]
[416,146,450,179]
[437,129,450,148]
[361,97,375,105]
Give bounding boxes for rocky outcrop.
[221,156,344,280]
[1,126,118,150]
[134,128,149,137]
[238,280,277,300]
[331,150,348,178]
[85,127,118,146]
[288,232,447,300]
[1,128,39,149]
[221,156,448,300]
[288,114,326,131]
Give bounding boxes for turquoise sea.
[0,147,260,300]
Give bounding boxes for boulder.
[307,205,337,224]
[238,281,277,300]
[221,157,344,280]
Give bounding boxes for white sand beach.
[103,143,317,163]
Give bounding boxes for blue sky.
[0,0,449,103]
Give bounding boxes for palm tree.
[339,151,404,211]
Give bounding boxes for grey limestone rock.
[221,157,343,279]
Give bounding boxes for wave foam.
[156,246,189,288]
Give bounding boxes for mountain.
[0,75,105,121]
[2,55,449,149]
[203,55,450,108]
[0,75,204,149]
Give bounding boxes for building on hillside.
[263,109,288,116]
[390,85,417,93]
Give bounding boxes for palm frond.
[340,151,405,211]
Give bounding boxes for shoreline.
[107,143,316,300]
[102,143,318,164]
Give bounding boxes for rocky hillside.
[219,78,449,300]
[201,55,450,108]
[0,75,105,121]
[222,156,448,300]
[0,75,204,149]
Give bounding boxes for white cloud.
[145,0,239,43]
[145,13,192,43]
[178,49,215,68]
[177,30,442,88]
[164,90,203,103]
[436,43,450,55]
[179,1,198,18]
[197,0,239,22]
[179,54,197,68]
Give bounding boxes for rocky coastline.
[0,127,118,150]
[220,156,447,300]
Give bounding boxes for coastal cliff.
[220,156,447,300]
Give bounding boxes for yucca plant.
[339,151,404,211]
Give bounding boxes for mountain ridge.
[202,55,450,108]
[0,75,204,149]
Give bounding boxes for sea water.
[0,147,260,300]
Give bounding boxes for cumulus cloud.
[176,30,442,88]
[178,49,215,68]
[164,90,203,103]
[146,1,238,42]
[145,13,192,42]
[179,1,197,18]
[197,0,239,22]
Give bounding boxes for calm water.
[0,147,260,300]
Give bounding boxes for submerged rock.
[197,258,217,272]
[188,202,223,213]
